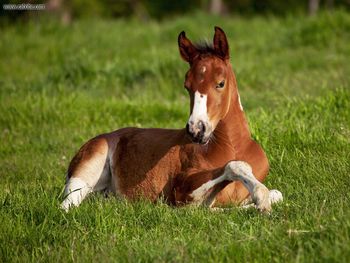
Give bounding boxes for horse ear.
[178,31,199,63]
[213,26,229,60]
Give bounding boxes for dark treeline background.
[1,0,350,24]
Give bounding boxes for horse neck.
[206,70,251,163]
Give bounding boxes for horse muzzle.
[186,120,210,144]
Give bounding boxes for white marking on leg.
[240,195,253,206]
[188,161,276,212]
[189,174,228,204]
[60,177,92,212]
[225,161,255,192]
[226,161,271,212]
[241,189,283,209]
[92,161,111,192]
[241,203,256,209]
[210,207,232,212]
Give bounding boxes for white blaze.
[189,91,208,124]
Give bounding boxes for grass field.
[1,10,350,262]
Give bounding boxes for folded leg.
[174,161,278,212]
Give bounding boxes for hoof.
[269,189,283,204]
[60,201,70,212]
[253,185,272,213]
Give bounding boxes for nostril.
[198,121,206,133]
[186,123,191,135]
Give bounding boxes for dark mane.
[194,40,216,56]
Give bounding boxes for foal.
[61,27,282,212]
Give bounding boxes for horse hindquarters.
[61,136,112,211]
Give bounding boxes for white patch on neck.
[189,91,208,123]
[238,92,244,111]
[201,66,206,73]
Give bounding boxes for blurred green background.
[1,0,350,23]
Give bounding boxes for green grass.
[1,10,350,262]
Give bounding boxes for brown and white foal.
[61,27,282,212]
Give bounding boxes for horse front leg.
[225,161,273,212]
[173,166,230,207]
[174,161,275,212]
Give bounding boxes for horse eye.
[216,80,225,89]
